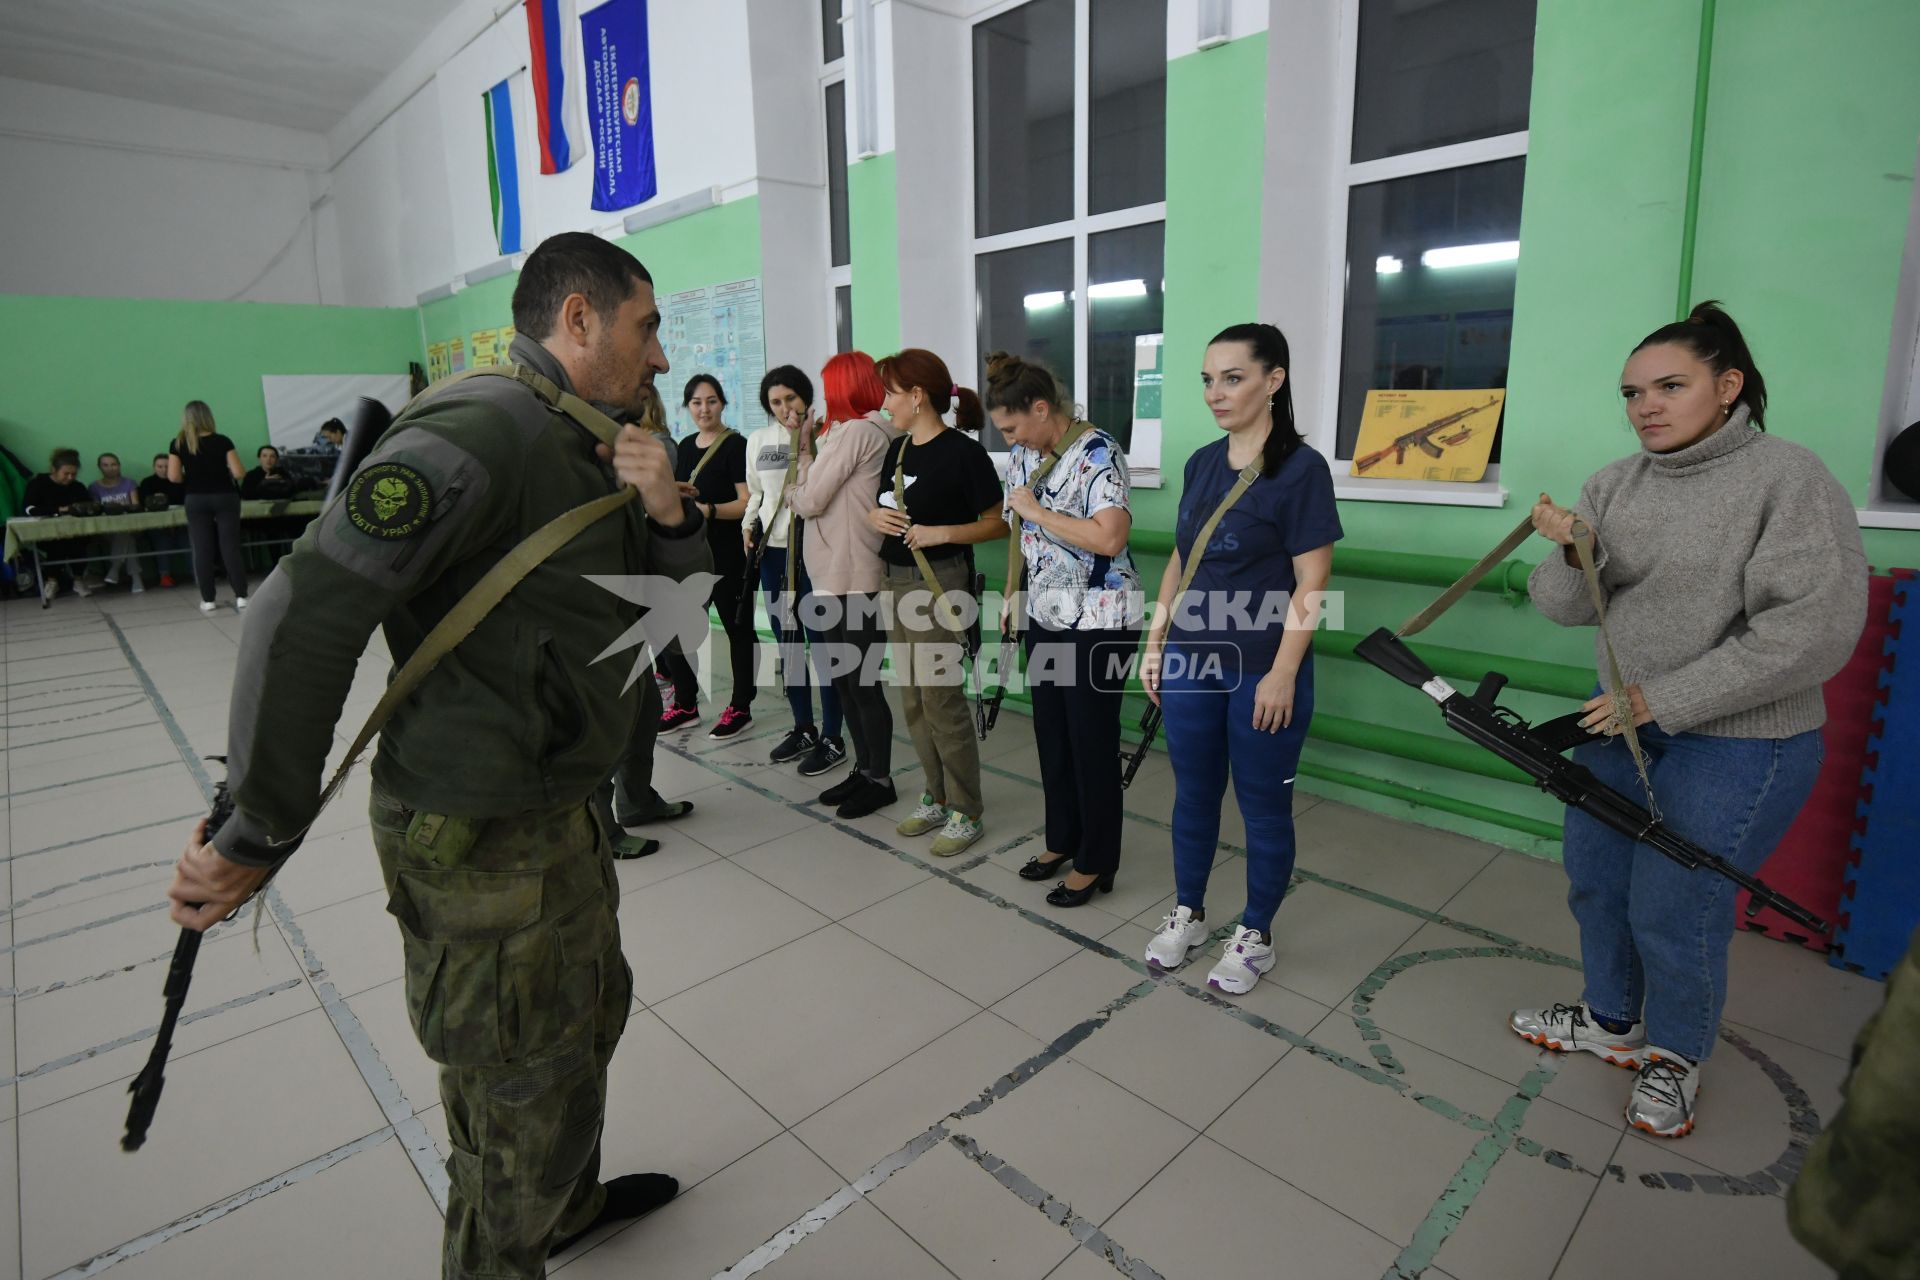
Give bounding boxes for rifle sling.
[1174,460,1264,604]
[893,436,969,636]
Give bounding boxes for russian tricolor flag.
[525,0,582,174]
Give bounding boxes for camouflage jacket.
[1788,926,1920,1278]
[214,336,710,866]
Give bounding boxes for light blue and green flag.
[483,77,523,255]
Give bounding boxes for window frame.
[968,0,1167,468]
[1317,0,1532,508]
[822,3,850,354]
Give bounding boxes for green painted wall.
[848,153,902,355]
[0,295,422,503]
[419,197,766,372]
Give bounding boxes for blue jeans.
[1160,650,1314,936]
[760,545,842,740]
[1564,722,1823,1062]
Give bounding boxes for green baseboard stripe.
[1295,761,1563,842]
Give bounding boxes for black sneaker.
[770,725,819,764]
[836,777,897,819]
[798,735,848,777]
[818,773,864,806]
[708,706,753,739]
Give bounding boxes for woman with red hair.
[788,352,902,818]
[870,348,1008,857]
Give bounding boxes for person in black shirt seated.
[137,453,188,587]
[241,446,298,499]
[22,447,96,601]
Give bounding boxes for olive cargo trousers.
[373,786,631,1279]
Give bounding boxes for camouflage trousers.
[372,785,632,1280]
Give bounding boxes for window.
[1328,0,1536,472]
[821,0,844,65]
[834,283,853,355]
[972,0,1167,452]
[823,15,851,355]
[825,80,850,269]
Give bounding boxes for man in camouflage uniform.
[1788,925,1920,1278]
[166,232,709,1277]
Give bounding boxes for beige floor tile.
[868,1140,1079,1280]
[1294,800,1500,910]
[9,876,211,993]
[342,978,442,1117]
[1208,1047,1486,1245]
[793,1011,1046,1180]
[596,1009,784,1191]
[1555,1145,1833,1280]
[1,722,174,794]
[1068,1136,1401,1279]
[653,925,977,1126]
[7,761,201,855]
[266,828,385,918]
[845,878,1083,1005]
[289,888,405,998]
[955,860,1132,941]
[1721,929,1885,1058]
[0,1120,17,1280]
[991,945,1151,1043]
[6,823,184,924]
[16,923,316,1114]
[1428,1096,1624,1280]
[618,859,831,1004]
[1302,1004,1526,1124]
[1069,985,1288,1131]
[1212,878,1426,1008]
[755,1198,955,1280]
[1214,954,1335,1034]
[609,829,721,895]
[1437,849,1583,958]
[650,777,815,857]
[732,821,931,920]
[959,1056,1197,1223]
[18,1008,388,1278]
[558,1134,844,1279]
[107,1136,442,1280]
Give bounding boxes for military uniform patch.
[346,462,433,538]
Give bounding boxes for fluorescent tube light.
[1421,241,1519,269]
[1024,290,1068,310]
[1088,279,1148,300]
[1376,255,1403,275]
[623,185,721,235]
[463,256,516,285]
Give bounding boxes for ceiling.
[0,0,470,133]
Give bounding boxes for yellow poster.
[427,341,451,382]
[471,328,501,368]
[1350,390,1505,482]
[499,324,516,357]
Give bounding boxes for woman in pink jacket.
[788,351,902,818]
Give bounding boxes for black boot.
[835,776,897,819]
[549,1173,679,1255]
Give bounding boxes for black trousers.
[1024,621,1139,876]
[658,570,756,712]
[184,492,247,603]
[817,592,893,780]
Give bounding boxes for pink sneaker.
[708,706,753,740]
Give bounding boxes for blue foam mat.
[1835,571,1920,981]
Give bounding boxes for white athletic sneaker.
[235,596,248,611]
[39,577,56,604]
[1207,926,1276,995]
[1144,906,1210,971]
[1627,1050,1700,1138]
[896,794,946,838]
[1508,1001,1646,1068]
[131,578,145,594]
[929,811,983,857]
[199,601,217,614]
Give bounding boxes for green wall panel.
[0,295,422,499]
[848,152,901,355]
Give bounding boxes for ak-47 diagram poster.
[662,277,768,436]
[1350,390,1505,482]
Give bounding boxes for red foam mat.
[1736,573,1897,951]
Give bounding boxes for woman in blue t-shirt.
[1140,323,1342,996]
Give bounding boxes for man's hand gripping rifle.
[1352,627,1830,937]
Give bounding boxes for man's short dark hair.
[759,365,815,415]
[319,418,346,438]
[511,232,655,340]
[50,447,80,470]
[97,452,119,467]
[258,445,278,459]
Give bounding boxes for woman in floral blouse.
[990,352,1144,907]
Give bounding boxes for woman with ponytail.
[869,348,1008,856]
[1515,301,1866,1139]
[990,352,1143,906]
[1140,323,1341,996]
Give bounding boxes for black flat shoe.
[818,773,864,806]
[1018,853,1072,882]
[1046,873,1115,907]
[619,799,695,826]
[836,777,897,819]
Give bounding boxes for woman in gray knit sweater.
[1512,302,1866,1139]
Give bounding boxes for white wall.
[0,76,332,303]
[322,0,763,307]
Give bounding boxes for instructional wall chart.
[663,276,767,435]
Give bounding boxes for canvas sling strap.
[999,420,1093,640]
[687,427,738,485]
[1173,459,1264,607]
[892,436,972,636]
[1392,510,1658,816]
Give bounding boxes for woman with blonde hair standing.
[167,400,248,613]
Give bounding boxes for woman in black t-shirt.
[166,400,248,612]
[658,374,755,737]
[869,348,1008,857]
[22,447,95,601]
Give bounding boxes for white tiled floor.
[0,587,1882,1279]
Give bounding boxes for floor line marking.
[0,980,304,1087]
[1,759,178,801]
[0,902,170,955]
[0,812,203,864]
[948,1133,1169,1280]
[0,859,176,920]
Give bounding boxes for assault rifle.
[737,518,766,629]
[1353,397,1500,475]
[1120,702,1162,790]
[1353,628,1830,935]
[123,773,236,1151]
[977,612,1014,739]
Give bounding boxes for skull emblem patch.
[346,462,433,539]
